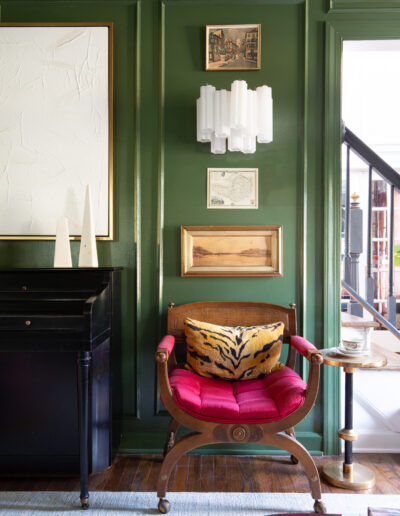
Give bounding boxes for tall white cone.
[54,217,72,267]
[78,185,98,267]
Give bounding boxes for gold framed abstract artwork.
[181,225,282,277]
[206,24,261,71]
[0,23,114,240]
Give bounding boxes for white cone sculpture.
[78,185,98,267]
[54,217,72,267]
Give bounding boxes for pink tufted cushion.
[169,366,307,424]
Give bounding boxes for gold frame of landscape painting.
[181,225,282,277]
[206,24,261,71]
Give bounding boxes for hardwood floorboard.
[0,454,399,494]
[186,454,201,492]
[199,455,214,492]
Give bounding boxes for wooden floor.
[0,454,399,494]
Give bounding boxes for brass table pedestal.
[321,348,387,490]
[322,461,375,490]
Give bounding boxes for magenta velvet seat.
[169,366,307,424]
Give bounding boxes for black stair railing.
[342,125,400,331]
[342,281,400,339]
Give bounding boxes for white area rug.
[0,491,399,515]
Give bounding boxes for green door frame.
[323,16,400,454]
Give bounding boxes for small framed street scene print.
[181,225,282,277]
[206,24,261,71]
[207,168,258,209]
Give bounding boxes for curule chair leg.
[261,432,325,513]
[157,432,220,513]
[163,418,180,457]
[285,427,299,464]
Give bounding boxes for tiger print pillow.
[183,317,285,381]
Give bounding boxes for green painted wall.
[1,0,399,456]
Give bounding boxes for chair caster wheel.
[314,500,327,514]
[80,497,89,510]
[290,454,299,464]
[158,498,171,514]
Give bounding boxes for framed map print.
[207,168,258,209]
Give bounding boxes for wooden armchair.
[155,301,326,514]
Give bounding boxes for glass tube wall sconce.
[196,80,273,154]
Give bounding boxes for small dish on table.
[333,346,369,357]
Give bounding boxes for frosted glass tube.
[228,128,244,152]
[246,90,257,138]
[256,85,273,143]
[211,134,226,154]
[197,85,215,142]
[214,89,231,139]
[230,80,248,131]
[197,97,212,142]
[242,135,256,154]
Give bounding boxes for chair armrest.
[156,335,175,361]
[155,335,175,401]
[290,335,323,364]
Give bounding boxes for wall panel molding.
[164,0,304,4]
[134,0,142,420]
[328,0,400,13]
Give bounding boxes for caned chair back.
[167,301,297,353]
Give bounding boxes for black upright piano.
[0,267,121,509]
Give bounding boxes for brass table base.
[322,461,375,490]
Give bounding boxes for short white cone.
[54,217,72,268]
[78,185,98,267]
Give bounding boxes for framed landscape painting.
[206,24,261,71]
[181,225,282,277]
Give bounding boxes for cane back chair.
[155,301,326,514]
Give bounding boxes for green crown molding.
[328,0,400,13]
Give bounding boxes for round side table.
[320,347,387,490]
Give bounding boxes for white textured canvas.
[0,26,110,237]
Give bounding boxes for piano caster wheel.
[314,500,327,514]
[290,454,299,464]
[158,498,171,514]
[80,497,89,510]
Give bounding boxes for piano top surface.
[0,267,122,272]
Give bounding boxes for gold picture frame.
[0,23,114,240]
[181,225,282,277]
[206,24,261,71]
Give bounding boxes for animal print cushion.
[183,318,285,381]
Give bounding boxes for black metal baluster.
[366,165,374,306]
[388,184,396,326]
[344,144,351,285]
